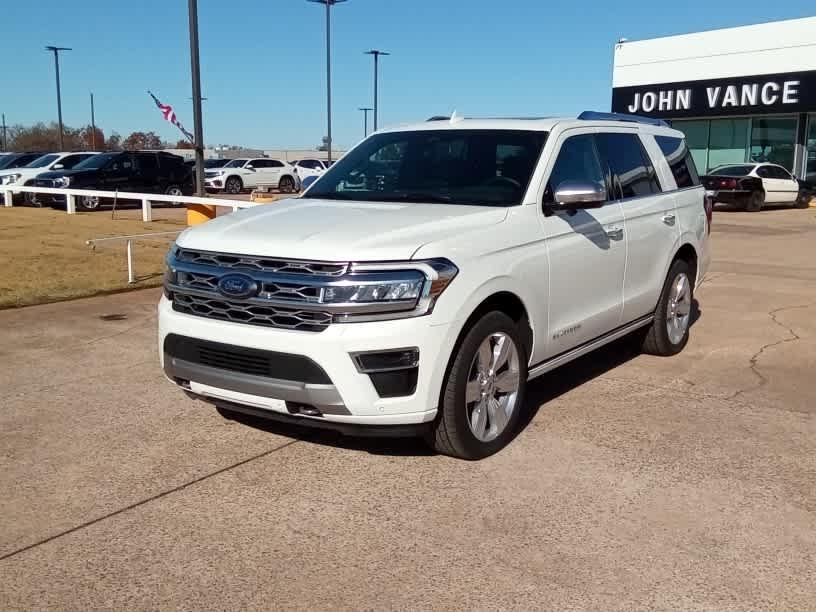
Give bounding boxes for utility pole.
[1,114,7,151]
[46,46,71,150]
[90,92,96,150]
[308,0,346,164]
[364,49,389,131]
[358,107,372,138]
[188,0,205,197]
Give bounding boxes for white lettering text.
[706,87,721,107]
[641,92,657,112]
[628,93,640,113]
[658,90,673,111]
[722,85,739,107]
[740,84,758,106]
[782,80,800,104]
[676,89,691,110]
[761,82,780,105]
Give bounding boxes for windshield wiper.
[382,192,453,204]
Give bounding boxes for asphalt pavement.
[1,206,814,610]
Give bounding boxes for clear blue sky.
[4,1,814,149]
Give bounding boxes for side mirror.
[246,165,255,171]
[52,163,64,170]
[545,180,606,215]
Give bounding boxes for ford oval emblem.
[217,274,259,299]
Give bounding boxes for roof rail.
[577,111,668,127]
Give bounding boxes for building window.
[749,117,798,171]
[803,114,815,183]
[708,119,750,171]
[672,120,709,174]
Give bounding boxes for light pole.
[358,107,372,138]
[364,49,389,131]
[308,0,346,164]
[89,92,96,150]
[188,0,206,197]
[46,46,71,150]
[1,114,7,151]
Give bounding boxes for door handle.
[605,227,624,240]
[662,213,676,226]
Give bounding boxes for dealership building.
[612,16,816,181]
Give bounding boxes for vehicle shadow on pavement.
[226,302,700,458]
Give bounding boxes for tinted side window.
[136,153,158,171]
[596,133,661,199]
[771,166,792,179]
[544,134,605,203]
[654,136,700,189]
[250,160,268,168]
[268,160,284,168]
[60,154,90,169]
[756,166,771,179]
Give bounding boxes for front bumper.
[158,296,458,427]
[204,177,223,190]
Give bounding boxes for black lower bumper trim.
[207,398,431,438]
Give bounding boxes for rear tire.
[745,190,764,212]
[642,259,693,356]
[428,311,527,460]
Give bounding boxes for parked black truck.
[34,151,193,210]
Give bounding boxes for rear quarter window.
[655,136,700,189]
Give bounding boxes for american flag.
[148,91,194,142]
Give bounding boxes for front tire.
[745,190,764,212]
[279,175,296,193]
[225,176,243,194]
[428,311,527,460]
[77,195,102,211]
[642,259,693,356]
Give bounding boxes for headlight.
[57,176,71,187]
[329,258,458,322]
[3,173,21,184]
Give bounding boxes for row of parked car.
[0,150,330,210]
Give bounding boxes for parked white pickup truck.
[204,158,299,194]
[161,111,710,459]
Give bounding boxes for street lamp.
[188,0,206,197]
[308,0,346,164]
[358,107,373,138]
[364,49,389,131]
[45,46,71,150]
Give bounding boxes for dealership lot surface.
[1,208,815,610]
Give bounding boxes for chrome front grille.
[173,293,332,332]
[176,271,322,303]
[175,248,348,276]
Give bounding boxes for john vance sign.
[612,70,816,118]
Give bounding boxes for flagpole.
[188,0,205,198]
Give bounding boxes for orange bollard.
[186,204,216,225]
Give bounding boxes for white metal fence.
[2,185,260,221]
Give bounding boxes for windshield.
[223,159,248,168]
[25,154,60,168]
[73,152,120,170]
[306,129,548,206]
[711,165,754,176]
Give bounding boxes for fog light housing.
[351,348,419,398]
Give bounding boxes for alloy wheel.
[465,332,521,442]
[666,272,692,345]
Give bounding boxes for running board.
[527,315,654,380]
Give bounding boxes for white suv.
[160,112,710,459]
[204,158,299,194]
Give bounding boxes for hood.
[176,197,509,261]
